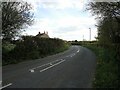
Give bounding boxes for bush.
[2,36,70,65]
[83,44,118,88]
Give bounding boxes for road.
[2,45,96,88]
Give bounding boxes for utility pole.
[83,35,84,41]
[89,28,91,41]
[83,35,84,45]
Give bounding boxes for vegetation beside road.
[82,43,118,88]
[85,1,120,88]
[2,36,70,66]
[1,2,70,66]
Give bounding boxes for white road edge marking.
[0,83,12,89]
[40,59,65,72]
[29,59,63,72]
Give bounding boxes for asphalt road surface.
[2,45,96,88]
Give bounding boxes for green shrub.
[83,44,118,88]
[2,36,70,65]
[26,50,40,59]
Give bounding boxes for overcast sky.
[23,0,97,41]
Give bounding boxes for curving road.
[2,45,96,88]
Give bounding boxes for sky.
[23,0,98,41]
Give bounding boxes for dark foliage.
[2,37,69,65]
[87,2,120,88]
[2,2,34,42]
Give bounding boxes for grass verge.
[82,44,118,88]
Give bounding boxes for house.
[36,31,49,38]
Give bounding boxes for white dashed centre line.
[29,59,63,72]
[0,83,12,89]
[40,59,65,72]
[30,69,34,72]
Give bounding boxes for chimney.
[46,31,48,35]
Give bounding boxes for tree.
[87,2,120,44]
[97,17,120,45]
[75,40,78,42]
[2,2,34,42]
[87,2,120,23]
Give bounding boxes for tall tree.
[87,2,120,22]
[87,2,120,44]
[2,1,34,42]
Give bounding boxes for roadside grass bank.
[2,37,70,66]
[82,44,118,88]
